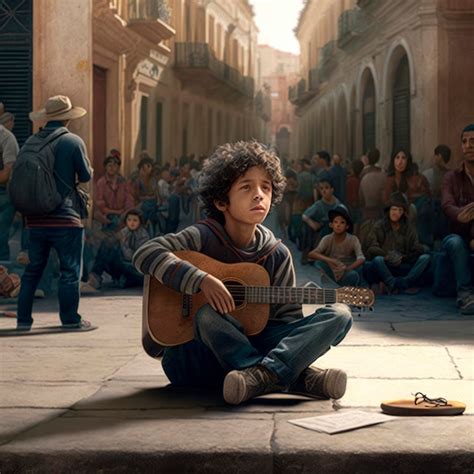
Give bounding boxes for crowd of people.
[1,95,473,322]
[275,132,474,315]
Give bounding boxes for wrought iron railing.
[129,0,171,23]
[338,8,366,46]
[320,40,336,65]
[174,43,254,98]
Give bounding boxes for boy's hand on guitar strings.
[200,274,236,315]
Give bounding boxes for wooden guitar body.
[141,250,375,357]
[144,251,270,349]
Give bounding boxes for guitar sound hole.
[224,280,246,307]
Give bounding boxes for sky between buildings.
[250,0,305,55]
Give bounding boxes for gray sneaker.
[460,294,474,315]
[288,367,347,400]
[223,365,282,405]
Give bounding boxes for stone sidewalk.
[0,277,473,473]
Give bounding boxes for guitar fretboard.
[227,286,337,305]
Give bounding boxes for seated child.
[308,205,365,287]
[300,178,340,264]
[86,209,149,290]
[133,141,352,405]
[364,192,431,294]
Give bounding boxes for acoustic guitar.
[142,250,375,356]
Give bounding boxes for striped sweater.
[132,219,303,322]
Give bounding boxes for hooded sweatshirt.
[132,218,303,322]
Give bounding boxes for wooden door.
[93,65,107,179]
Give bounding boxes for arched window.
[362,74,376,153]
[392,55,410,152]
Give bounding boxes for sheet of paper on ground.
[289,410,396,434]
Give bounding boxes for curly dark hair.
[198,141,286,224]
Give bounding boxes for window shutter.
[0,0,33,146]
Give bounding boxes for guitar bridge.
[182,294,192,318]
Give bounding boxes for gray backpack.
[8,127,69,216]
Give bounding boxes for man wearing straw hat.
[15,95,94,331]
[0,103,19,262]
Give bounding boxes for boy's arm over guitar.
[132,225,207,294]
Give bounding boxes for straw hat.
[29,95,86,122]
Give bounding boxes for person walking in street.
[0,105,19,262]
[434,124,474,315]
[133,141,352,406]
[13,95,93,331]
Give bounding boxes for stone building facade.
[0,0,175,178]
[291,0,474,168]
[258,45,299,160]
[146,0,269,164]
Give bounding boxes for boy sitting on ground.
[133,141,352,405]
[85,209,149,291]
[308,205,365,287]
[364,192,431,294]
[300,178,340,264]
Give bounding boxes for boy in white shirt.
[308,205,365,286]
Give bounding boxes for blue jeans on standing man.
[162,303,353,387]
[0,191,16,261]
[17,227,84,327]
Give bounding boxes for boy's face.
[126,214,141,231]
[389,206,404,223]
[215,166,272,227]
[330,215,348,234]
[318,182,334,200]
[105,161,119,176]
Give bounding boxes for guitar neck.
[234,286,337,305]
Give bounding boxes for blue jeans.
[433,234,473,298]
[315,261,361,287]
[414,195,433,247]
[367,254,431,290]
[162,303,352,387]
[0,192,16,261]
[91,243,144,287]
[17,227,84,326]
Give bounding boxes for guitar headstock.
[336,287,375,308]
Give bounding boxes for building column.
[33,0,93,153]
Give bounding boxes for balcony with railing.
[356,0,375,8]
[288,78,316,106]
[174,43,255,99]
[337,8,367,48]
[127,0,175,44]
[318,40,337,81]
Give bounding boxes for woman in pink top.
[94,155,135,231]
